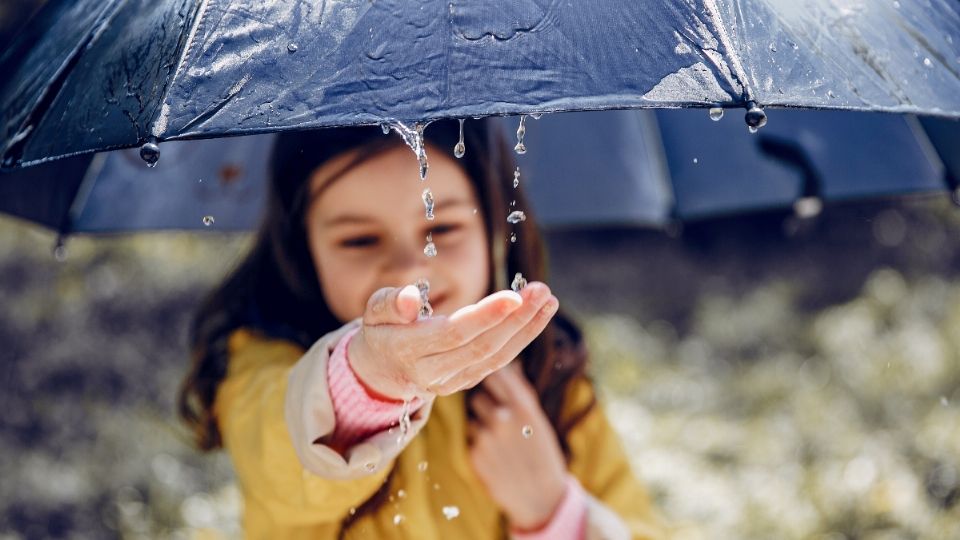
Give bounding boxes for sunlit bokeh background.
[1,194,958,539]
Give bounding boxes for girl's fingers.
[423,285,553,373]
[431,296,558,395]
[363,285,422,326]
[469,390,500,426]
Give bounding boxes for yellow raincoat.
[215,322,665,539]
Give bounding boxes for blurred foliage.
[1,195,959,539]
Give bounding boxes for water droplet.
[748,126,759,134]
[418,461,429,472]
[422,188,435,221]
[442,506,460,520]
[940,396,948,406]
[392,122,429,181]
[139,141,160,167]
[827,90,836,99]
[793,196,823,218]
[416,278,433,319]
[454,119,465,158]
[424,241,437,257]
[511,272,527,292]
[709,107,724,121]
[381,123,390,134]
[397,399,413,446]
[893,0,900,9]
[745,103,767,131]
[287,42,298,53]
[510,200,516,207]
[506,211,526,224]
[397,489,407,499]
[924,57,933,68]
[692,158,699,164]
[514,115,527,155]
[521,425,533,438]
[52,239,67,262]
[530,113,543,120]
[472,208,478,215]
[202,215,214,226]
[513,167,520,188]
[349,507,357,515]
[365,462,376,471]
[768,43,777,53]
[393,514,405,525]
[509,232,517,243]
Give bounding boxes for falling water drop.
[418,461,429,472]
[521,425,533,438]
[514,115,527,154]
[506,210,526,224]
[422,188,435,221]
[442,506,460,520]
[748,126,759,134]
[511,272,527,292]
[509,232,517,243]
[397,399,412,446]
[393,514,405,526]
[139,140,160,167]
[424,232,437,257]
[454,119,465,158]
[745,103,768,132]
[397,489,407,499]
[416,278,433,319]
[381,123,390,134]
[692,158,699,164]
[202,215,214,226]
[287,42,298,53]
[52,238,67,262]
[392,122,429,181]
[709,107,724,121]
[513,167,520,188]
[923,57,933,68]
[349,507,357,516]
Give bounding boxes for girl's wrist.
[506,473,569,532]
[346,331,408,401]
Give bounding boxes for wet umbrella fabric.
[1,110,954,233]
[2,0,960,170]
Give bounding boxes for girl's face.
[305,144,491,322]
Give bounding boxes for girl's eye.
[429,223,461,236]
[340,235,379,248]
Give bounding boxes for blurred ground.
[1,195,959,539]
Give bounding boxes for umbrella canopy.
[1,109,955,234]
[2,0,959,169]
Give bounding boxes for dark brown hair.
[177,119,595,535]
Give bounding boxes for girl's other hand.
[467,362,569,532]
[347,282,559,401]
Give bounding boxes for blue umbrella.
[2,0,959,170]
[1,109,955,234]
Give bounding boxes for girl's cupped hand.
[347,281,559,401]
[468,362,569,532]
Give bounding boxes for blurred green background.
[1,194,958,539]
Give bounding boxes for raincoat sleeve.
[565,377,667,540]
[214,322,434,525]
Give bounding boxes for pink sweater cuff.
[510,475,588,540]
[326,327,422,447]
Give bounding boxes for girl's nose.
[382,240,430,286]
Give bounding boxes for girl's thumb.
[364,285,422,326]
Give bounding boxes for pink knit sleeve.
[326,327,423,448]
[510,475,588,540]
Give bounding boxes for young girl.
[178,119,664,539]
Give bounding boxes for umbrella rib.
[150,0,214,140]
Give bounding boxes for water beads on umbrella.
[709,107,724,121]
[139,140,160,167]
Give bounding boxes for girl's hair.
[178,119,595,535]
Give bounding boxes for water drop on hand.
[511,272,527,292]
